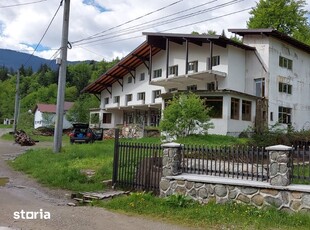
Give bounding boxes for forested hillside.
[0,58,119,126]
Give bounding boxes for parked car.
[69,123,101,144]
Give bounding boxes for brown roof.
[34,102,74,113]
[82,32,255,94]
[228,28,310,54]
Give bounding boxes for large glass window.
[204,97,223,118]
[242,100,252,121]
[231,98,240,120]
[278,106,292,124]
[102,113,112,124]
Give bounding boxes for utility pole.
[13,71,20,133]
[53,0,71,153]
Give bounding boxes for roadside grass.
[10,140,115,191]
[97,192,310,230]
[0,124,12,128]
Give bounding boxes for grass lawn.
[97,192,310,230]
[10,140,115,191]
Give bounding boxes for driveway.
[0,129,190,230]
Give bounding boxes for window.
[169,65,178,76]
[207,82,215,91]
[168,88,178,92]
[231,98,240,120]
[104,97,109,105]
[204,97,223,118]
[279,82,292,94]
[102,113,112,124]
[255,78,265,97]
[137,92,145,100]
[140,73,145,81]
[208,55,220,69]
[270,112,273,121]
[114,96,120,103]
[153,69,162,78]
[278,106,292,124]
[153,90,161,102]
[128,76,133,83]
[188,61,198,72]
[187,85,197,91]
[279,56,293,70]
[126,94,132,102]
[242,100,252,121]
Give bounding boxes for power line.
[0,0,47,8]
[72,0,184,44]
[73,0,245,47]
[24,0,63,66]
[75,7,252,50]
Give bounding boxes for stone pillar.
[161,142,182,176]
[266,145,292,186]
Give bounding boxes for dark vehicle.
[69,123,102,144]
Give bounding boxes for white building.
[33,102,74,129]
[83,29,310,135]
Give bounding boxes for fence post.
[112,128,120,188]
[161,142,182,176]
[266,144,292,186]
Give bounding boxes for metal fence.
[291,147,310,184]
[112,132,163,194]
[112,133,310,193]
[181,145,269,181]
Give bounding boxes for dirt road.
[0,129,190,230]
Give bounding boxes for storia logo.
[13,209,51,220]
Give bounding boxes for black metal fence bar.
[181,145,269,181]
[291,147,310,184]
[113,139,310,193]
[115,141,163,194]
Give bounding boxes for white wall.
[267,37,310,130]
[34,110,72,129]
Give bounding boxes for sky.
[0,0,309,63]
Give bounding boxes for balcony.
[154,97,162,104]
[105,102,119,109]
[127,100,145,106]
[150,69,227,88]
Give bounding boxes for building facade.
[83,29,310,136]
[33,102,73,129]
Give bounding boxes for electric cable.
[0,0,47,9]
[24,0,63,66]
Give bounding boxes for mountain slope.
[0,49,58,71]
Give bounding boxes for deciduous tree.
[160,93,213,138]
[247,0,310,45]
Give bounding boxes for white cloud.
[2,0,307,62]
